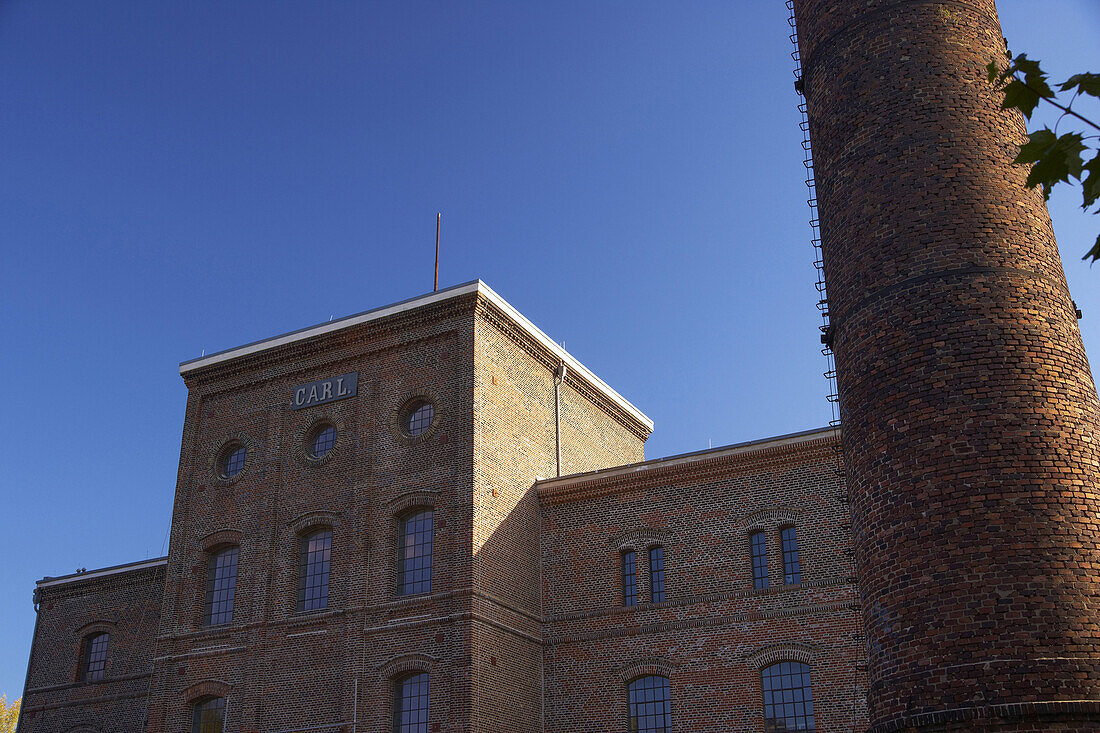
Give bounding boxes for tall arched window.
[781,527,801,585]
[192,697,226,733]
[622,550,638,607]
[627,675,671,732]
[649,546,666,603]
[205,546,239,625]
[398,510,434,595]
[393,672,430,733]
[82,632,109,681]
[750,531,769,589]
[762,661,815,731]
[298,528,332,611]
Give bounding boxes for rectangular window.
[205,547,238,625]
[751,531,769,589]
[649,546,665,603]
[622,550,637,606]
[83,633,109,681]
[781,527,801,585]
[394,672,430,733]
[398,510,434,596]
[298,529,332,611]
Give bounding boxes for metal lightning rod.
[434,212,441,292]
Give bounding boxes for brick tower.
[791,1,1100,730]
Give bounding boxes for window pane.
[192,697,225,733]
[84,633,109,681]
[206,546,238,625]
[622,551,637,607]
[223,446,246,478]
[311,426,337,458]
[407,402,434,436]
[649,546,665,603]
[751,531,769,589]
[627,675,671,733]
[762,661,815,731]
[781,527,801,585]
[398,511,434,595]
[299,529,332,611]
[393,672,430,733]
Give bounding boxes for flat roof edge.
[37,557,169,589]
[178,280,653,433]
[179,280,483,374]
[536,425,839,492]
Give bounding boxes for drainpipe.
[554,361,568,477]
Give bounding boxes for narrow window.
[627,675,671,733]
[398,510,434,595]
[781,527,801,585]
[751,531,769,589]
[82,632,109,681]
[622,550,637,607]
[394,672,430,733]
[649,546,665,603]
[298,529,332,611]
[205,546,238,625]
[192,697,226,733]
[762,661,815,731]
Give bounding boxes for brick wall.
[147,295,479,732]
[793,0,1100,729]
[19,562,165,733]
[538,431,868,732]
[470,294,648,732]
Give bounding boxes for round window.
[219,443,247,479]
[309,425,337,459]
[405,400,435,437]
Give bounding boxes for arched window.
[750,531,769,589]
[298,528,332,611]
[192,697,226,733]
[398,510,433,595]
[622,550,637,606]
[393,672,430,733]
[627,675,671,732]
[781,527,801,585]
[82,632,109,681]
[762,661,815,731]
[649,546,665,603]
[205,546,239,625]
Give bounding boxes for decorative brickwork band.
[616,658,676,684]
[743,643,816,670]
[792,0,1100,728]
[199,529,242,552]
[181,679,231,703]
[378,653,437,680]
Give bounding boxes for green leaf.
[1002,78,1043,118]
[1081,149,1100,210]
[1012,54,1055,98]
[1059,72,1100,99]
[986,60,1001,85]
[1083,234,1100,264]
[1014,131,1086,199]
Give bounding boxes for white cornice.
[178,280,653,433]
[536,426,839,493]
[37,557,168,589]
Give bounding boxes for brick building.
[18,281,866,732]
[17,0,1100,731]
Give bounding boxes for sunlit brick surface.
[792,0,1100,729]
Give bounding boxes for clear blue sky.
[1,1,1096,698]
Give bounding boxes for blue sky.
[1,1,1096,698]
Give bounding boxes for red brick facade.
[19,560,165,732]
[792,0,1100,730]
[17,1,1100,729]
[17,284,868,732]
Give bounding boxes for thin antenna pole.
[434,212,441,292]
